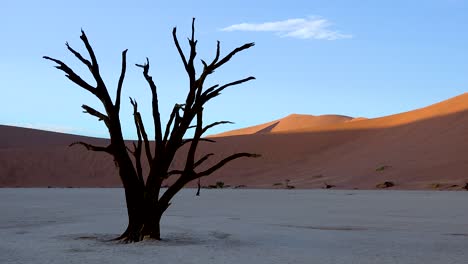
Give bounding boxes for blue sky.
[1,0,467,138]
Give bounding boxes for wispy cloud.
[221,17,352,40]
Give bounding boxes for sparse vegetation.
[208,181,226,189]
[427,184,459,190]
[376,181,395,188]
[284,179,295,189]
[463,183,468,191]
[376,165,391,172]
[216,181,225,188]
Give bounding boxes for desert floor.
[1,188,468,264]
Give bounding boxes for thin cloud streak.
[221,17,352,40]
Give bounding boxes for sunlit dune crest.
[212,113,354,137]
[216,93,468,135]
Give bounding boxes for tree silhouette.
[44,18,258,242]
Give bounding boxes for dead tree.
[44,18,258,242]
[196,178,201,196]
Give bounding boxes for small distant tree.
[44,18,259,242]
[196,178,201,196]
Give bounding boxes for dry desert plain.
[2,94,468,263]
[1,188,468,264]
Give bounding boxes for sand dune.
[2,93,468,189]
[297,92,468,132]
[212,114,354,137]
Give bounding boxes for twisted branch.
[43,56,96,95]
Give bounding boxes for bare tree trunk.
[118,190,162,241]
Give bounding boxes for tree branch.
[202,84,219,96]
[195,153,260,179]
[179,138,216,149]
[163,104,183,143]
[130,141,144,186]
[189,42,254,106]
[130,98,152,164]
[79,30,99,73]
[202,121,233,135]
[65,42,92,71]
[155,20,258,220]
[212,41,221,65]
[129,98,144,182]
[204,76,255,101]
[43,56,96,95]
[186,17,198,90]
[185,110,203,170]
[115,49,128,113]
[126,143,136,155]
[214,42,255,69]
[165,152,214,179]
[81,104,110,127]
[186,21,199,108]
[136,59,163,159]
[166,169,184,178]
[193,153,214,169]
[78,30,111,100]
[159,154,260,215]
[69,141,111,153]
[172,27,188,70]
[46,31,115,112]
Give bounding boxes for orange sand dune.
[2,93,468,190]
[296,93,468,132]
[212,114,354,137]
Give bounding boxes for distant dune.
[212,114,354,137]
[2,93,468,190]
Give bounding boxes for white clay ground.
[1,188,468,264]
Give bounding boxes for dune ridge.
[212,114,354,137]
